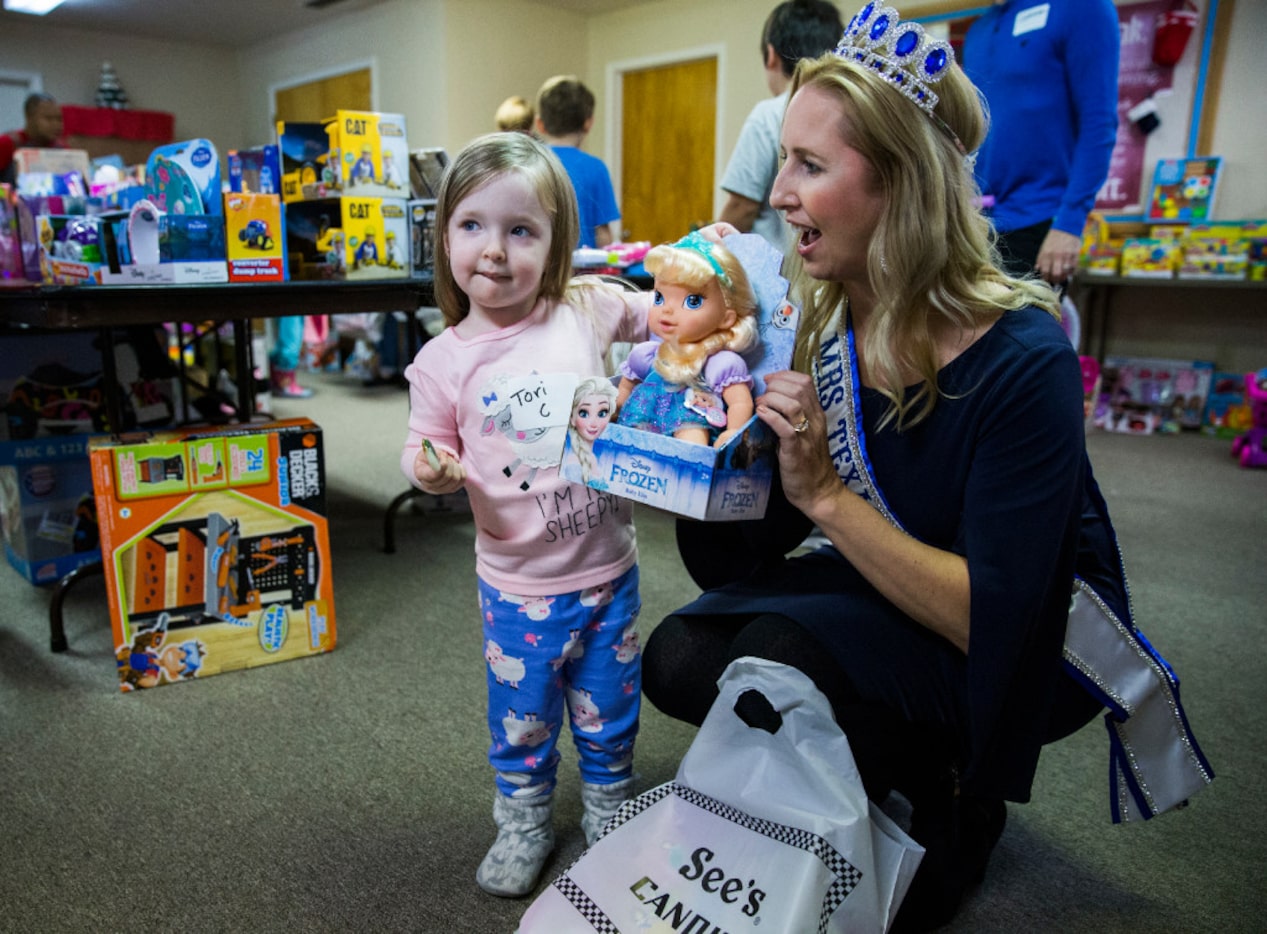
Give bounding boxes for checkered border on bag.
[552,782,863,933]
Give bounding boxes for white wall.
[0,18,241,153]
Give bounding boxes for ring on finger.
[794,416,810,434]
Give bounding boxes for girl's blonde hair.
[434,132,579,327]
[785,54,1059,429]
[643,239,760,387]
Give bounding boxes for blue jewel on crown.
[834,3,955,115]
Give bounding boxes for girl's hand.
[755,370,839,511]
[413,442,466,494]
[695,222,740,244]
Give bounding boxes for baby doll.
[616,232,759,446]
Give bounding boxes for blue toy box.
[0,329,176,584]
[559,234,797,520]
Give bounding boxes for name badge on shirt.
[506,372,579,431]
[1013,3,1050,36]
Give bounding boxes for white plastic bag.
[519,657,923,933]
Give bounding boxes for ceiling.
[1,0,657,47]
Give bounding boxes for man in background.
[962,0,1120,284]
[718,0,844,251]
[535,75,621,248]
[1,92,65,186]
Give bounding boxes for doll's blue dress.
[618,340,752,437]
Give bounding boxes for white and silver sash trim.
[815,312,1212,823]
[1064,581,1213,822]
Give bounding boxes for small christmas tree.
[95,62,130,110]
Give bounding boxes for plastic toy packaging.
[1231,368,1267,468]
[616,232,760,447]
[560,232,799,521]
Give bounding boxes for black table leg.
[49,560,104,652]
[383,488,426,554]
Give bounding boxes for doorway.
[273,65,373,124]
[614,54,719,246]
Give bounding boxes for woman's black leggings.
[642,611,960,803]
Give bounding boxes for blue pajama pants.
[479,564,641,798]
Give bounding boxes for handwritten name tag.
[506,373,580,430]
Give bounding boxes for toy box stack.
[1,329,177,584]
[90,418,336,691]
[279,111,411,280]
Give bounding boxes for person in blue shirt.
[535,75,621,248]
[963,0,1120,284]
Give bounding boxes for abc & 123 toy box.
[90,418,336,692]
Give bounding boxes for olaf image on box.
[560,233,797,520]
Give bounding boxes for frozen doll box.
[560,233,797,521]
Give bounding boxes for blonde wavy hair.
[642,240,760,387]
[785,53,1059,429]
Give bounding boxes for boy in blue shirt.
[535,75,621,248]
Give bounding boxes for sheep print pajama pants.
[478,565,641,798]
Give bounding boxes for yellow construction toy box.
[89,419,336,692]
[329,110,410,201]
[284,196,409,280]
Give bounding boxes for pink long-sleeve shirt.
[401,287,649,595]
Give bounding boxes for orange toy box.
[89,418,336,692]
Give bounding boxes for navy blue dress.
[676,306,1125,802]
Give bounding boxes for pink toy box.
[1230,369,1267,468]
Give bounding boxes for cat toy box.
[285,196,409,280]
[329,110,410,201]
[276,121,340,203]
[560,234,796,521]
[224,192,287,282]
[89,418,337,692]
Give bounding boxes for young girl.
[616,232,760,446]
[400,132,649,898]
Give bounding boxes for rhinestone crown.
[833,3,954,117]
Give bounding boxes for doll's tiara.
[674,231,731,287]
[833,3,965,153]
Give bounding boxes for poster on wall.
[1095,0,1186,214]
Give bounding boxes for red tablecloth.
[61,105,174,142]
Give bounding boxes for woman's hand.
[757,370,972,652]
[413,442,466,495]
[755,370,840,512]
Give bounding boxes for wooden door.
[620,57,717,245]
[274,67,372,123]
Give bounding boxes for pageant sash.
[815,314,1212,823]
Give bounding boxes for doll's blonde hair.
[643,240,760,387]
